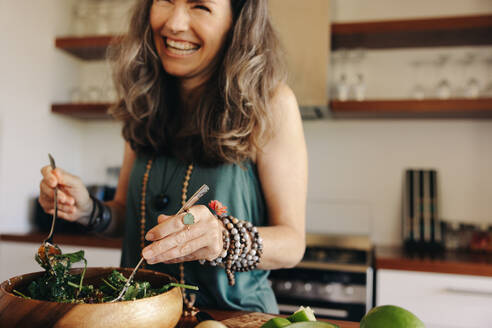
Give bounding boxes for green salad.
[12,245,196,303]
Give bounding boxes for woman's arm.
[100,142,136,237]
[255,83,308,270]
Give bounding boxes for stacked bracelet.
[207,229,230,267]
[86,195,112,233]
[200,215,263,286]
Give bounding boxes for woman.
[39,0,307,313]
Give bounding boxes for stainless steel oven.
[269,234,373,322]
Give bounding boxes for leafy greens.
[17,245,197,303]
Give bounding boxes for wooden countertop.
[0,232,122,249]
[376,245,492,277]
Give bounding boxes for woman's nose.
[166,5,190,34]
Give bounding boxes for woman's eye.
[194,5,211,12]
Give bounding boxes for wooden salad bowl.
[0,267,183,328]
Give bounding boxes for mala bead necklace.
[140,158,196,315]
[139,159,153,258]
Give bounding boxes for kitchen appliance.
[402,169,444,254]
[269,234,373,322]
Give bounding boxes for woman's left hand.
[142,205,224,265]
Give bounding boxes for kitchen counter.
[0,232,121,248]
[376,245,492,277]
[4,234,492,277]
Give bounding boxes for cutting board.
[221,312,276,328]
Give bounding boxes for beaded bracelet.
[203,229,230,267]
[86,195,112,233]
[200,214,263,286]
[230,220,263,273]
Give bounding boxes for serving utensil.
[110,184,210,302]
[37,154,61,261]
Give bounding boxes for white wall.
[304,120,492,245]
[1,0,492,246]
[0,0,84,233]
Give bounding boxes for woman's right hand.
[39,166,93,223]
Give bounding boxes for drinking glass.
[96,2,112,35]
[85,86,103,102]
[69,87,84,103]
[481,53,492,98]
[410,59,426,100]
[331,49,349,101]
[71,2,90,36]
[458,52,480,99]
[433,54,451,99]
[348,48,366,101]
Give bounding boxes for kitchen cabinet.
[268,0,330,107]
[376,269,492,328]
[329,14,492,118]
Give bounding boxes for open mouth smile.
[165,37,200,56]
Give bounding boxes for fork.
[38,154,60,260]
[110,184,210,302]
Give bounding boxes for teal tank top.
[121,154,279,313]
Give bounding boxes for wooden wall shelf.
[330,98,492,118]
[52,103,113,119]
[55,35,120,60]
[332,15,492,50]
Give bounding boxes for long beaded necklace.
[140,157,195,312]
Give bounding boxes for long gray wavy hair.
[109,0,286,165]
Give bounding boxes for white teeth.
[165,38,199,51]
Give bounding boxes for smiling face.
[150,0,233,91]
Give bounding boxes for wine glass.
[433,54,451,99]
[71,2,90,36]
[348,48,366,101]
[410,59,426,100]
[458,52,480,99]
[481,53,492,98]
[331,49,349,101]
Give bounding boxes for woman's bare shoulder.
[268,82,301,130]
[270,83,298,112]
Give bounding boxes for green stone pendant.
[183,212,195,225]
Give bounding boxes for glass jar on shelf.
[470,223,491,252]
[443,221,460,250]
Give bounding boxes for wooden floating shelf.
[330,98,492,118]
[52,103,113,119]
[55,35,121,60]
[332,14,492,50]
